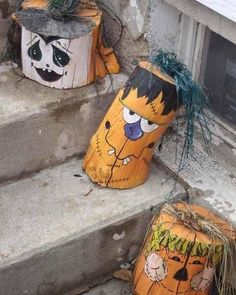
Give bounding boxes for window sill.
[195,0,236,23]
[165,0,236,45]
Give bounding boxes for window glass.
[202,31,236,126]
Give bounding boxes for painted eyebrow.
[56,41,72,54]
[26,35,38,46]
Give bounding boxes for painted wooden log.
[83,61,179,189]
[15,0,119,89]
[133,203,235,295]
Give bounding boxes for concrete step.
[65,279,132,295]
[0,157,184,295]
[0,63,127,183]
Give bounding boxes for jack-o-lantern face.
[26,34,71,82]
[134,248,215,295]
[21,28,94,88]
[132,203,235,295]
[83,62,179,188]
[144,249,214,294]
[17,0,119,89]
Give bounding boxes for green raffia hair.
[145,224,223,265]
[150,51,211,168]
[48,0,81,22]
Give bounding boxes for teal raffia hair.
[150,50,211,168]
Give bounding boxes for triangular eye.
[52,45,70,67]
[28,40,42,61]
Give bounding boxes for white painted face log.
[21,27,93,89]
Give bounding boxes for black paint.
[52,44,70,67]
[28,40,42,61]
[173,267,188,282]
[35,67,62,82]
[121,66,180,115]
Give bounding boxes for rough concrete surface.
[147,0,181,54]
[0,63,127,182]
[82,279,131,295]
[155,128,236,225]
[0,0,16,52]
[101,0,149,74]
[0,158,184,295]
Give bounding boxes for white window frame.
[195,0,236,23]
[175,5,236,148]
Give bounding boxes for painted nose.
[124,121,143,141]
[173,267,188,281]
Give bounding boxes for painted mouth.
[35,67,63,82]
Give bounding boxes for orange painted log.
[83,61,178,188]
[133,203,235,295]
[14,0,119,89]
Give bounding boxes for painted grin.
[35,67,63,82]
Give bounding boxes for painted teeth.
[123,157,131,165]
[43,68,46,71]
[48,69,51,72]
[108,149,115,156]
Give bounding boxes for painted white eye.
[140,118,158,133]
[123,107,141,123]
[144,253,167,282]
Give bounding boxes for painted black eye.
[28,40,42,61]
[129,110,135,115]
[105,121,111,129]
[148,121,153,125]
[148,142,155,149]
[171,256,181,262]
[192,260,203,265]
[52,45,70,67]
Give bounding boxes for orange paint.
[133,203,235,295]
[83,62,179,188]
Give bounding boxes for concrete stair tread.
[74,279,132,295]
[0,63,127,125]
[0,63,128,182]
[0,158,183,269]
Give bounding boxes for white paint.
[195,0,236,22]
[123,0,146,40]
[112,230,126,241]
[130,0,137,7]
[177,14,198,70]
[148,0,181,53]
[136,8,145,33]
[129,0,144,32]
[21,27,93,89]
[165,0,236,45]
